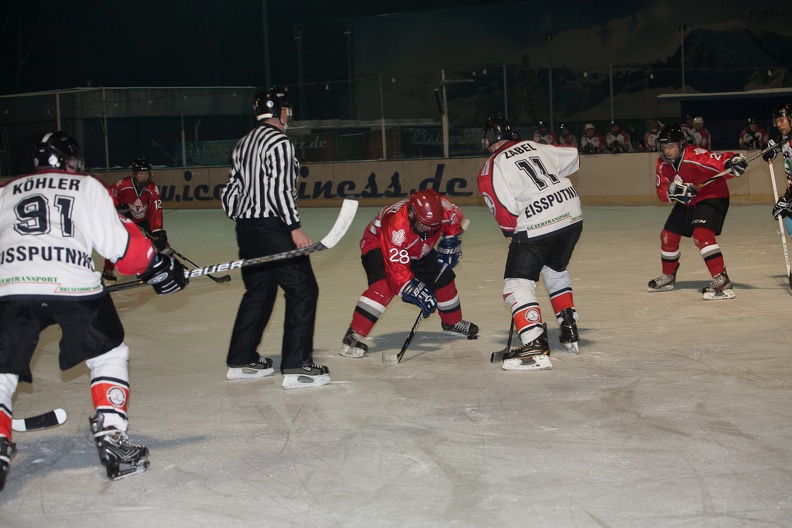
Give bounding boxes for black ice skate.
[281,364,331,390]
[558,308,580,354]
[340,327,368,358]
[702,271,735,300]
[502,329,552,371]
[0,436,16,492]
[226,356,275,380]
[441,319,480,339]
[89,414,150,481]
[647,269,677,292]
[101,269,117,282]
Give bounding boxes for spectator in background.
[642,119,662,152]
[605,121,632,153]
[739,118,768,151]
[580,123,605,154]
[558,124,578,149]
[692,117,711,149]
[531,121,557,145]
[680,115,696,145]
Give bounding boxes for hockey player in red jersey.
[340,189,478,360]
[0,132,188,491]
[647,125,747,300]
[478,117,583,371]
[102,158,167,281]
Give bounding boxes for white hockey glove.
[667,181,697,204]
[724,154,748,177]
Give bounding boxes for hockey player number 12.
[514,157,560,191]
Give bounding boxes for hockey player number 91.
[14,194,76,237]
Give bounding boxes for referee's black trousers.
[226,217,318,370]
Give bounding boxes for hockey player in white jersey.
[478,117,583,371]
[0,131,188,491]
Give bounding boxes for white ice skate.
[281,364,331,389]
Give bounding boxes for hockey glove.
[667,181,697,204]
[772,192,792,220]
[400,278,437,318]
[139,252,189,295]
[152,230,169,252]
[437,235,462,268]
[116,203,130,216]
[763,139,780,162]
[724,154,748,177]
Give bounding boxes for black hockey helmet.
[253,88,292,121]
[772,104,792,122]
[33,131,84,172]
[131,158,152,184]
[656,125,686,162]
[482,116,515,150]
[408,189,444,239]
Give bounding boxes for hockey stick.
[768,163,792,290]
[395,262,449,364]
[138,227,231,284]
[107,198,359,290]
[490,319,515,363]
[697,139,789,189]
[184,197,359,280]
[12,408,67,432]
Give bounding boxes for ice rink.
[2,203,791,527]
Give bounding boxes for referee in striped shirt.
[221,88,330,389]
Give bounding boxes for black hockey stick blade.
[12,408,67,432]
[106,278,146,293]
[490,320,515,363]
[185,197,359,280]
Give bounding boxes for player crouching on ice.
[478,117,583,371]
[340,189,479,361]
[648,125,747,300]
[0,132,188,491]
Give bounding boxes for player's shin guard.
[0,374,18,441]
[693,227,725,277]
[660,230,682,275]
[350,279,393,337]
[86,343,131,431]
[435,281,462,325]
[503,278,543,345]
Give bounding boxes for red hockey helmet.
[408,189,444,239]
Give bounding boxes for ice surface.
[2,204,791,527]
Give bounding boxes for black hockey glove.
[763,139,780,162]
[437,235,462,269]
[116,203,130,217]
[400,278,437,319]
[667,181,697,205]
[724,154,748,177]
[152,230,169,252]
[772,190,792,220]
[139,252,188,295]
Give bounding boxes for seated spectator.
[739,118,768,150]
[605,121,632,153]
[580,123,605,154]
[692,116,710,149]
[557,124,578,149]
[531,121,557,145]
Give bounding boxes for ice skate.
[647,270,676,292]
[702,271,735,300]
[89,414,149,481]
[0,436,16,492]
[340,327,368,358]
[226,356,274,380]
[101,269,117,282]
[502,330,552,371]
[558,308,580,354]
[441,319,480,339]
[281,364,331,390]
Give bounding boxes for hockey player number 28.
[14,194,76,237]
[514,157,560,191]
